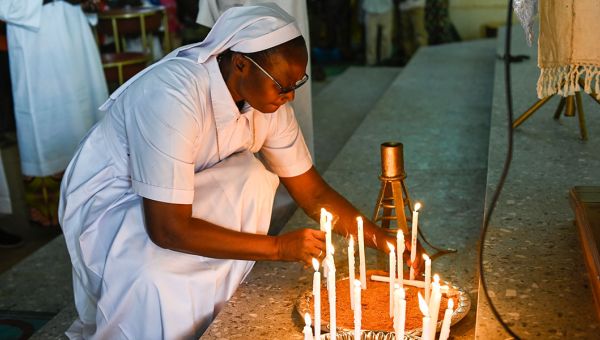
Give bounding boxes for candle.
[320,208,327,232]
[428,274,442,338]
[303,313,314,340]
[423,254,431,304]
[409,202,421,280]
[438,298,454,340]
[327,256,336,339]
[368,275,452,293]
[353,279,361,340]
[418,292,432,340]
[312,258,321,339]
[393,285,406,340]
[357,216,367,289]
[397,231,404,288]
[348,236,355,310]
[325,212,333,257]
[388,242,395,317]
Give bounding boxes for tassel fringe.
[537,64,600,100]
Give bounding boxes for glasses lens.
[280,74,309,94]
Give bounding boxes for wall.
[449,0,508,40]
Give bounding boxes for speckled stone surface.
[474,28,600,339]
[203,39,496,339]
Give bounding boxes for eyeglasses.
[242,55,309,94]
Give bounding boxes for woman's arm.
[143,198,325,265]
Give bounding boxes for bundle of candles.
[303,205,455,340]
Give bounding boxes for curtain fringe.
[537,64,600,100]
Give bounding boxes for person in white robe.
[59,4,419,339]
[0,0,108,226]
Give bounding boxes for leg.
[380,10,394,62]
[365,12,379,65]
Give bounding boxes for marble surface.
[474,27,600,339]
[203,39,497,339]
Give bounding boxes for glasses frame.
[242,54,309,94]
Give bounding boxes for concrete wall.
[449,0,508,40]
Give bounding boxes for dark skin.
[143,42,424,272]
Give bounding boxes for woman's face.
[237,47,308,113]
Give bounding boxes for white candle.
[397,231,404,288]
[325,212,332,257]
[438,298,454,340]
[369,275,452,294]
[303,313,314,340]
[357,216,367,289]
[393,285,406,340]
[348,236,356,310]
[327,255,336,339]
[418,292,432,340]
[428,275,442,339]
[424,254,431,304]
[353,279,361,340]
[388,242,396,317]
[312,258,321,339]
[409,202,421,280]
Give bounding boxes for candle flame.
[387,242,395,252]
[418,292,429,316]
[356,216,363,225]
[312,258,319,271]
[448,298,454,310]
[423,253,430,261]
[434,274,440,284]
[414,202,421,212]
[304,312,312,326]
[354,279,362,288]
[397,230,404,241]
[349,235,354,247]
[326,212,333,222]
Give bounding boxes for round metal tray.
[295,278,470,338]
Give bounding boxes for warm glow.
[356,216,363,224]
[423,253,430,261]
[448,298,454,310]
[349,235,354,248]
[414,202,422,212]
[434,274,440,284]
[312,258,319,271]
[418,292,429,316]
[304,312,312,326]
[387,242,395,252]
[354,279,361,288]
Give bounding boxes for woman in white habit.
[59,4,418,339]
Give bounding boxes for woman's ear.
[232,53,246,72]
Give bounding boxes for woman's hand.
[276,228,326,266]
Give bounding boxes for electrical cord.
[477,0,522,339]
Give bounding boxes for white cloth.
[362,0,392,14]
[399,0,425,11]
[196,0,314,156]
[0,0,107,176]
[59,5,313,338]
[0,149,11,214]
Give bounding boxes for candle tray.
[295,278,471,337]
[318,330,420,339]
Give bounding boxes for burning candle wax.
[312,258,321,339]
[418,292,432,340]
[410,202,421,280]
[303,313,313,340]
[348,236,355,310]
[423,254,431,304]
[397,231,404,288]
[320,208,326,232]
[353,280,361,340]
[388,242,395,317]
[357,216,367,289]
[438,298,454,340]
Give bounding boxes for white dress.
[0,0,107,176]
[59,45,312,339]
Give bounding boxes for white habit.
[59,4,312,339]
[0,0,107,177]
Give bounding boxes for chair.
[96,6,171,88]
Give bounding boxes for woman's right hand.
[276,228,326,266]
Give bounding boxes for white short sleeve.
[123,61,206,204]
[260,104,312,178]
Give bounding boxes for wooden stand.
[570,186,600,321]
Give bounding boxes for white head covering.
[100,3,302,111]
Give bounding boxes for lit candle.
[418,292,432,340]
[393,285,406,340]
[312,258,321,339]
[428,274,442,337]
[423,254,431,304]
[409,202,421,280]
[320,208,326,231]
[388,242,396,317]
[357,216,367,289]
[325,212,333,257]
[327,255,336,339]
[438,298,454,340]
[396,231,404,288]
[353,279,361,340]
[303,313,314,340]
[348,236,355,310]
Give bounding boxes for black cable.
[477,0,521,339]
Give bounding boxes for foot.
[0,229,24,248]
